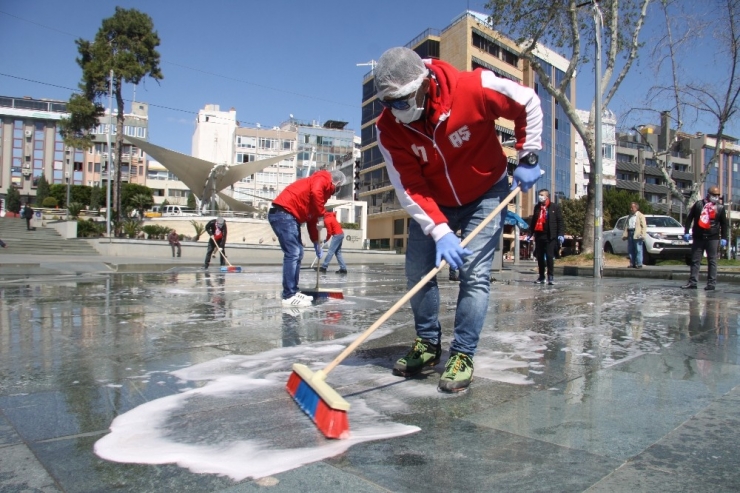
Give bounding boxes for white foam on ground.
[95,343,419,480]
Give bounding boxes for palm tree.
[129,193,153,219]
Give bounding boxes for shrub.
[77,219,105,237]
[141,224,172,239]
[67,202,84,219]
[122,218,143,239]
[190,220,205,242]
[42,196,59,208]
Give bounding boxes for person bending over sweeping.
[318,211,348,274]
[203,217,227,269]
[375,47,543,392]
[269,169,347,307]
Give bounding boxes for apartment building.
[358,10,575,251]
[616,114,740,222]
[574,108,617,199]
[0,95,149,203]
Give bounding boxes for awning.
[505,210,529,229]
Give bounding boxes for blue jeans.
[627,230,643,267]
[405,178,508,357]
[268,210,304,299]
[321,233,347,271]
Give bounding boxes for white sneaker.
[295,292,314,301]
[282,295,311,307]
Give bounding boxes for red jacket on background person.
[323,212,343,242]
[376,58,542,242]
[273,170,335,243]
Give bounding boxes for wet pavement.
[1,263,739,492]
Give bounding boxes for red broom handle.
[321,186,521,376]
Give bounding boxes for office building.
[358,10,575,251]
[0,94,148,204]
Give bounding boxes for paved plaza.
[1,259,739,492]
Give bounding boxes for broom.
[287,186,521,439]
[211,236,242,273]
[301,254,344,300]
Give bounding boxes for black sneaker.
[681,283,697,289]
[534,277,545,284]
[392,337,441,377]
[705,285,716,291]
[547,276,554,285]
[336,269,348,274]
[318,267,327,273]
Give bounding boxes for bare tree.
[485,0,652,253]
[677,0,740,204]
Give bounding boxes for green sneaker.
[392,337,441,377]
[438,352,474,393]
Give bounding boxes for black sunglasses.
[378,90,417,110]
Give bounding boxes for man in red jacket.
[375,46,543,392]
[318,211,347,274]
[269,169,346,307]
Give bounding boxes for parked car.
[602,214,691,265]
[161,205,198,217]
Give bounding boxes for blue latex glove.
[510,163,542,192]
[558,236,564,245]
[313,242,323,259]
[683,233,691,242]
[435,232,473,270]
[721,239,728,248]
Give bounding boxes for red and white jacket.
[273,170,335,242]
[377,59,543,242]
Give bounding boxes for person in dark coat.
[23,203,34,230]
[528,189,564,285]
[203,217,227,269]
[682,186,728,290]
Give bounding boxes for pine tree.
[36,174,50,206]
[58,7,162,227]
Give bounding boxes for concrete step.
[0,217,99,256]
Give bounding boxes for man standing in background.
[528,189,564,285]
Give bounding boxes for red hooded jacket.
[323,212,343,242]
[376,59,542,242]
[273,170,335,242]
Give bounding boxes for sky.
[1,1,735,156]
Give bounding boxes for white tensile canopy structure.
[125,136,297,213]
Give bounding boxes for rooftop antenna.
[356,60,377,75]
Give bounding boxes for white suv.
[602,214,691,265]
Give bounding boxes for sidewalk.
[0,260,738,492]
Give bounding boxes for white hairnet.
[374,47,428,100]
[330,170,347,188]
[216,217,225,225]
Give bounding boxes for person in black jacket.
[682,186,728,290]
[528,189,564,285]
[23,203,34,230]
[203,217,227,269]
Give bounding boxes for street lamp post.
[106,69,113,241]
[592,1,604,280]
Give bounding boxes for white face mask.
[709,195,719,204]
[391,91,425,124]
[538,195,547,203]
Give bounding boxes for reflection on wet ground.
[1,265,739,492]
